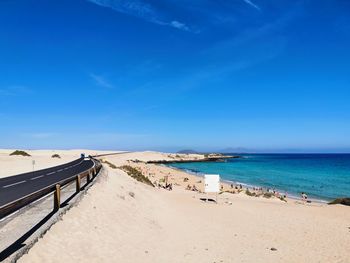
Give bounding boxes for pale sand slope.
[19,161,350,262]
[100,151,206,166]
[0,149,117,178]
[0,150,200,179]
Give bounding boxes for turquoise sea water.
[169,154,350,201]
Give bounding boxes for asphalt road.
[0,158,94,208]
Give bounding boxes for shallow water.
[169,154,350,201]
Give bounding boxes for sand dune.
[0,149,115,178]
[14,151,350,263]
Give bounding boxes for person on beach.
[301,192,308,202]
[165,183,173,191]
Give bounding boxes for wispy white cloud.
[142,14,291,94]
[90,73,114,89]
[88,0,155,20]
[170,20,190,31]
[87,0,192,32]
[242,0,261,11]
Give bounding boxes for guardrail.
[0,157,102,220]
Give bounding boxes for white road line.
[47,171,56,175]
[3,180,26,188]
[30,175,44,180]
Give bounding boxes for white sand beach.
[1,150,349,263]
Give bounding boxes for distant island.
[177,148,249,154]
[218,147,250,154]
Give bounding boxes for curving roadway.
[0,158,94,208]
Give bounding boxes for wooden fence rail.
[0,157,102,220]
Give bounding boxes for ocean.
[168,154,350,202]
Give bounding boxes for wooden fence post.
[76,174,81,193]
[87,172,91,183]
[54,184,61,211]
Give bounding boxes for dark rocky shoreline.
[147,155,240,164]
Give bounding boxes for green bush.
[279,196,287,202]
[51,154,61,158]
[10,150,31,157]
[119,165,154,187]
[263,192,273,199]
[245,189,256,197]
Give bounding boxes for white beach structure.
[204,174,220,193]
[204,174,220,203]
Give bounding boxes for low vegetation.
[101,159,117,169]
[328,198,350,206]
[263,192,274,198]
[219,190,236,195]
[9,150,31,157]
[279,196,287,202]
[119,165,154,187]
[51,154,61,158]
[245,189,256,197]
[246,189,286,202]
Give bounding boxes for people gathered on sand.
[154,180,173,191]
[138,162,304,204]
[150,169,293,202]
[185,184,199,192]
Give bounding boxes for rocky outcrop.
[147,155,240,164]
[328,198,350,206]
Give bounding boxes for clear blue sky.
[0,0,349,152]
